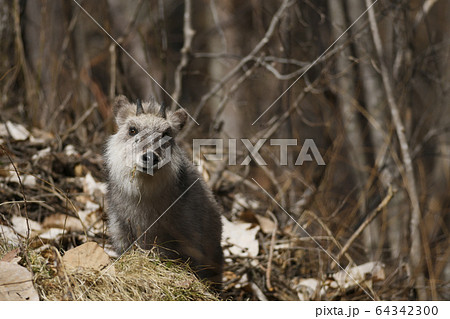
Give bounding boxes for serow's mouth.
[137,162,159,175]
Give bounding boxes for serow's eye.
[128,126,138,136]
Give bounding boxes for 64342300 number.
[376,305,438,316]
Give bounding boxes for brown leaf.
[238,209,258,224]
[62,242,115,274]
[0,261,39,301]
[0,248,20,263]
[255,215,277,234]
[42,214,84,232]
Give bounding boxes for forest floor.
[0,121,427,300]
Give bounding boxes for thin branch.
[1,146,30,241]
[61,102,98,142]
[109,43,117,101]
[170,0,195,110]
[302,210,355,267]
[209,0,227,52]
[180,0,294,138]
[413,0,439,30]
[337,187,395,261]
[265,210,278,292]
[211,56,262,129]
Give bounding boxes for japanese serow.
[105,95,223,288]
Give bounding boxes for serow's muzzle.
[141,150,160,172]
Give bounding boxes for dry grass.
[37,250,218,301]
[1,242,218,301]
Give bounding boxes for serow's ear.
[169,109,187,133]
[113,95,131,126]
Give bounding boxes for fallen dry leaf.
[332,261,385,289]
[223,270,238,282]
[62,242,115,274]
[29,127,54,144]
[42,214,84,232]
[74,164,85,177]
[0,225,19,245]
[255,214,277,234]
[38,228,65,241]
[11,215,41,237]
[64,144,79,156]
[0,261,39,301]
[0,248,20,263]
[294,278,321,301]
[82,172,107,197]
[31,146,51,161]
[232,193,260,213]
[2,169,37,187]
[221,216,259,257]
[77,200,101,224]
[0,121,30,141]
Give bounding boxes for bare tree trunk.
[108,0,156,100]
[13,0,41,125]
[430,0,450,297]
[23,0,67,127]
[328,0,378,257]
[204,0,245,138]
[0,0,15,107]
[347,0,407,261]
[365,0,427,300]
[171,0,194,111]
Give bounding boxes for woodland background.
[0,0,449,300]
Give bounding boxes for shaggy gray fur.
[105,95,223,287]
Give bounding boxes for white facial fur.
[105,96,187,197]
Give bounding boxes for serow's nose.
[142,151,159,167]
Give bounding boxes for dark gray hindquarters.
[157,159,224,288]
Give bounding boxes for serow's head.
[113,95,187,176]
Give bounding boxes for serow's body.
[105,96,223,288]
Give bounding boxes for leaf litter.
[0,122,392,301]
